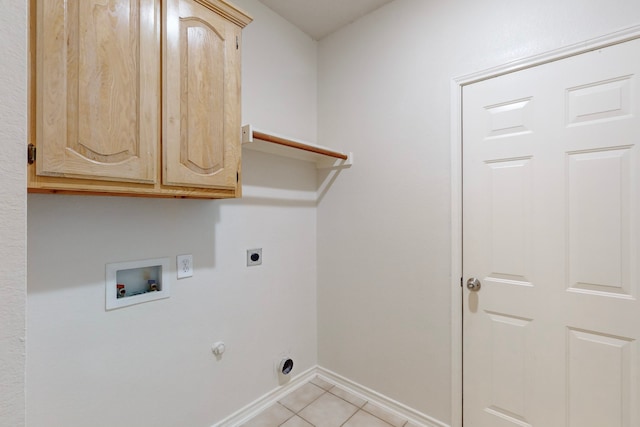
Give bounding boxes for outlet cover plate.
[177,254,193,279]
[247,249,262,266]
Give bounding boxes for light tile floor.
[240,376,422,427]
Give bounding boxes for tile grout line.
[278,385,327,426]
[271,378,411,427]
[277,402,297,427]
[362,408,397,427]
[296,411,316,427]
[305,380,398,427]
[290,380,362,427]
[327,385,368,408]
[324,381,401,427]
[291,385,325,427]
[338,408,359,427]
[362,403,408,427]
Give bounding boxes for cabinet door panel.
[164,0,241,189]
[36,0,159,183]
[181,19,225,175]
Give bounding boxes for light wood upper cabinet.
[35,0,160,184]
[163,0,242,189]
[29,0,251,198]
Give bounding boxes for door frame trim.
[449,24,640,427]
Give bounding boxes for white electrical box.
[105,257,171,310]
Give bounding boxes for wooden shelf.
[241,125,353,169]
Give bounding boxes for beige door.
[463,38,640,426]
[35,0,159,183]
[163,0,242,190]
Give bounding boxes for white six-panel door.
[463,38,640,426]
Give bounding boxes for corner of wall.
[0,1,28,426]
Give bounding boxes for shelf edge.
[241,125,353,169]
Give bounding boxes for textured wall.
[0,1,27,426]
[317,0,640,424]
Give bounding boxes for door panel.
[463,38,640,427]
[568,148,631,295]
[567,328,633,427]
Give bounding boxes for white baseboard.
[212,365,449,427]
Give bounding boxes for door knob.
[466,277,481,291]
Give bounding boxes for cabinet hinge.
[236,36,239,50]
[27,143,36,164]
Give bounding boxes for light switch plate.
[177,254,193,279]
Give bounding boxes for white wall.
[23,0,640,425]
[26,1,318,426]
[316,0,640,424]
[236,0,317,141]
[0,2,27,426]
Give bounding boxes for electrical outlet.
[247,249,262,266]
[177,254,193,279]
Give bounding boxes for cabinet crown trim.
[193,0,253,28]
